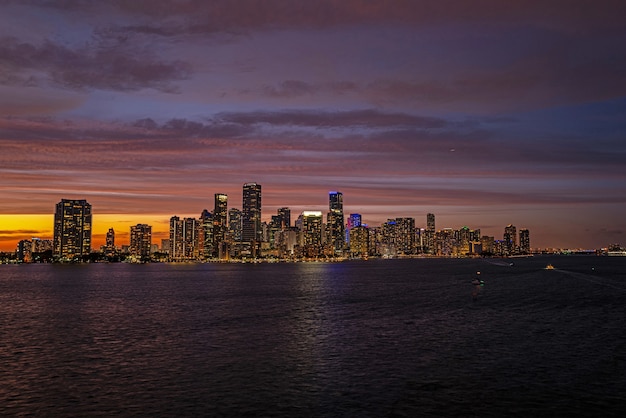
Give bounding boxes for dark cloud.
[33,1,626,34]
[0,36,191,92]
[214,109,448,129]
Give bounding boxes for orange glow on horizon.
[0,214,173,252]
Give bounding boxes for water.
[1,256,625,417]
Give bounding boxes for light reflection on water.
[1,256,626,416]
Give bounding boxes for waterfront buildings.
[8,190,539,262]
[53,199,92,260]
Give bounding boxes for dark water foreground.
[1,256,625,417]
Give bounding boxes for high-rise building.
[130,224,152,259]
[395,217,416,255]
[169,216,184,260]
[349,225,369,258]
[199,209,213,259]
[345,213,362,245]
[53,199,92,259]
[427,213,435,232]
[519,228,530,254]
[277,207,291,229]
[327,191,344,253]
[504,224,517,255]
[425,213,436,254]
[183,217,199,259]
[299,211,323,257]
[105,228,115,255]
[229,208,242,242]
[242,183,262,245]
[213,193,228,258]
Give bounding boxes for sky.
[1,0,625,251]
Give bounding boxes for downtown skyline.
[1,1,625,250]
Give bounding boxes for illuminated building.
[242,183,262,249]
[349,225,369,258]
[199,209,213,259]
[346,213,362,245]
[519,228,530,254]
[277,207,291,228]
[504,224,517,255]
[481,235,495,254]
[130,224,152,259]
[105,228,115,255]
[229,208,242,242]
[395,217,415,255]
[169,216,184,260]
[427,213,435,232]
[298,211,323,257]
[17,240,32,262]
[457,226,480,255]
[213,193,228,258]
[53,199,92,259]
[425,213,435,254]
[327,191,344,253]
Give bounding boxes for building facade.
[53,199,92,259]
[327,191,344,253]
[242,183,262,247]
[130,224,152,259]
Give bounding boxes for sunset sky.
[1,0,625,250]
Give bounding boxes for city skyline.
[1,1,625,250]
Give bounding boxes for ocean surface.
[1,256,625,417]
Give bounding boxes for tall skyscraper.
[426,213,436,254]
[130,224,152,259]
[105,228,115,255]
[213,193,228,258]
[519,228,530,254]
[169,216,184,260]
[327,191,344,253]
[504,224,517,255]
[299,211,323,257]
[426,213,435,232]
[229,208,242,242]
[242,183,262,245]
[349,225,369,258]
[277,207,291,228]
[53,199,92,259]
[199,209,213,259]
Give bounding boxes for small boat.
[545,264,555,270]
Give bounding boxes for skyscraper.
[277,207,291,229]
[53,199,92,259]
[169,216,184,260]
[327,191,344,253]
[504,224,517,255]
[213,193,228,258]
[130,224,152,259]
[105,228,115,255]
[229,208,242,242]
[199,209,213,259]
[519,228,530,254]
[427,213,435,232]
[242,183,262,245]
[426,213,435,254]
[299,211,323,257]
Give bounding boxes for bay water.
[1,256,625,416]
